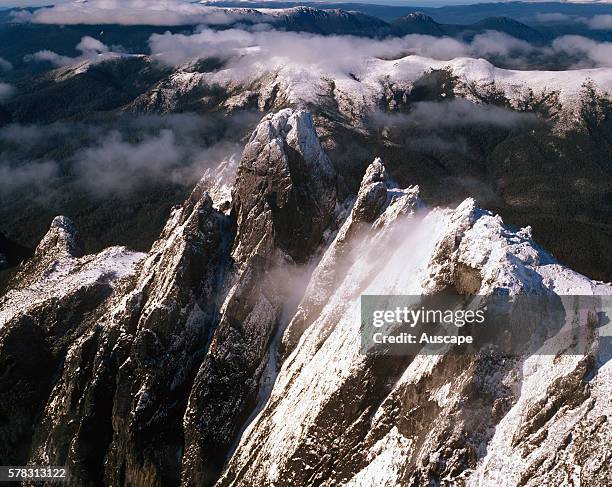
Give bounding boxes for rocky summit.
[0,109,610,487]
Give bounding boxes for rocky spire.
[102,182,229,487]
[231,108,337,264]
[280,157,422,358]
[35,216,84,259]
[182,108,338,485]
[281,157,422,357]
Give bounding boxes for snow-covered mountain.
[1,108,609,486]
[125,51,612,127]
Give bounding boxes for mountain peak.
[476,16,527,26]
[231,108,336,263]
[391,12,444,35]
[35,215,84,259]
[403,11,436,23]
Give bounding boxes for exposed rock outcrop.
[281,157,421,357]
[217,165,611,487]
[181,108,337,485]
[230,108,336,263]
[36,216,84,259]
[0,217,143,471]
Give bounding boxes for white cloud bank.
[0,113,258,197]
[147,28,547,71]
[534,13,612,30]
[552,35,612,67]
[12,0,264,26]
[148,27,612,72]
[587,14,612,29]
[25,36,122,67]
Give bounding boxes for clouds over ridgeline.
[12,0,268,26]
[552,36,612,68]
[148,27,612,73]
[25,36,123,67]
[532,12,612,31]
[147,28,515,71]
[587,15,612,30]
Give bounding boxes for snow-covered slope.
[130,52,612,124]
[216,155,611,487]
[0,216,144,327]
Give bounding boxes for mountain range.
[0,5,611,485]
[2,2,612,79]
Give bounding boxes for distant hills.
[203,1,612,24]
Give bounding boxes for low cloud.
[0,83,14,102]
[373,99,537,130]
[0,112,259,198]
[534,13,612,31]
[26,50,74,67]
[552,35,612,68]
[370,99,539,162]
[470,31,534,58]
[149,28,473,70]
[72,128,241,196]
[25,36,116,67]
[0,57,12,72]
[0,160,59,195]
[587,15,612,30]
[533,13,576,24]
[12,0,267,26]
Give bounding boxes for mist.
[148,26,612,75]
[25,36,123,68]
[0,57,12,72]
[148,29,472,70]
[372,99,538,130]
[0,112,260,198]
[72,129,241,196]
[0,83,14,102]
[0,159,58,195]
[552,36,612,68]
[12,0,269,26]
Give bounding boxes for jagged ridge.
[0,108,609,487]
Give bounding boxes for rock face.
[280,157,421,358]
[0,216,143,470]
[230,108,336,263]
[36,216,84,259]
[218,169,611,487]
[181,108,336,486]
[0,109,610,487]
